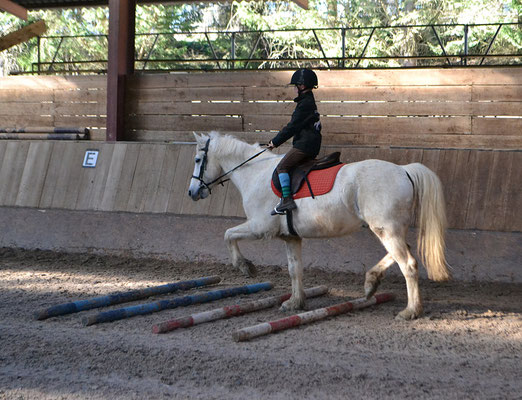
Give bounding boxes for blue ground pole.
[35,276,222,320]
[82,282,273,326]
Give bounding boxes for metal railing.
[18,22,522,74]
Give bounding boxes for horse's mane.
[208,131,263,158]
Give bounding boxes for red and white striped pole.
[232,293,395,342]
[152,286,328,334]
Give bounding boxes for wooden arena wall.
[0,140,519,232]
[0,75,107,140]
[0,67,521,148]
[126,68,522,149]
[0,68,520,232]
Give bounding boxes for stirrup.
[270,206,286,216]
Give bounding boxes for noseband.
[192,138,267,195]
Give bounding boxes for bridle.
[192,138,267,195]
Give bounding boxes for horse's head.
[188,132,223,201]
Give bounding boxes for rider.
[267,68,321,215]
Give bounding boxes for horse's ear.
[193,131,200,142]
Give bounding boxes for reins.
[192,138,268,194]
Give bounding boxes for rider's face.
[295,84,306,94]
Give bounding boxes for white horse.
[188,131,450,320]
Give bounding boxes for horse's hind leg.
[364,253,396,298]
[371,225,422,320]
[224,222,259,277]
[280,237,306,311]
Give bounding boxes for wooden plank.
[148,144,180,213]
[464,150,495,229]
[83,143,115,210]
[502,151,522,232]
[127,73,189,89]
[39,141,64,208]
[326,132,522,150]
[0,75,106,90]
[54,102,106,116]
[447,150,476,229]
[112,143,141,212]
[466,68,522,85]
[54,89,107,103]
[435,149,458,229]
[98,143,126,211]
[15,141,53,207]
[127,101,244,116]
[124,144,162,212]
[0,115,53,127]
[0,89,54,103]
[126,130,187,142]
[0,20,45,51]
[88,128,106,141]
[54,115,106,128]
[185,70,292,88]
[472,117,522,137]
[245,86,472,102]
[0,141,30,206]
[66,142,96,210]
[471,102,522,116]
[317,68,522,87]
[472,85,522,102]
[127,87,243,102]
[128,115,242,132]
[0,141,6,168]
[49,144,81,209]
[245,115,472,134]
[244,100,475,117]
[128,129,273,143]
[0,102,54,116]
[138,145,167,212]
[166,144,195,214]
[125,145,158,212]
[481,151,514,231]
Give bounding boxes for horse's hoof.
[395,308,422,320]
[280,297,305,311]
[238,259,257,278]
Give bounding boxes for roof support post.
[106,0,135,141]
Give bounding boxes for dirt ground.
[0,248,520,400]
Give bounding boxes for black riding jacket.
[270,91,321,158]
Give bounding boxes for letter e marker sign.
[83,150,99,168]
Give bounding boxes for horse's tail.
[402,163,451,281]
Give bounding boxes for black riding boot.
[270,196,297,215]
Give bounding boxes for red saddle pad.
[271,163,345,200]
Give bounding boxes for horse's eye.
[195,158,201,163]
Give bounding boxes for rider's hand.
[266,141,275,150]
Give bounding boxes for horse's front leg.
[224,221,259,277]
[280,237,306,311]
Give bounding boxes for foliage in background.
[0,0,520,74]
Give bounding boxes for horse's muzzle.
[188,185,209,201]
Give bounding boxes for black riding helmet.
[290,68,318,88]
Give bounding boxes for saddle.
[271,152,343,199]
